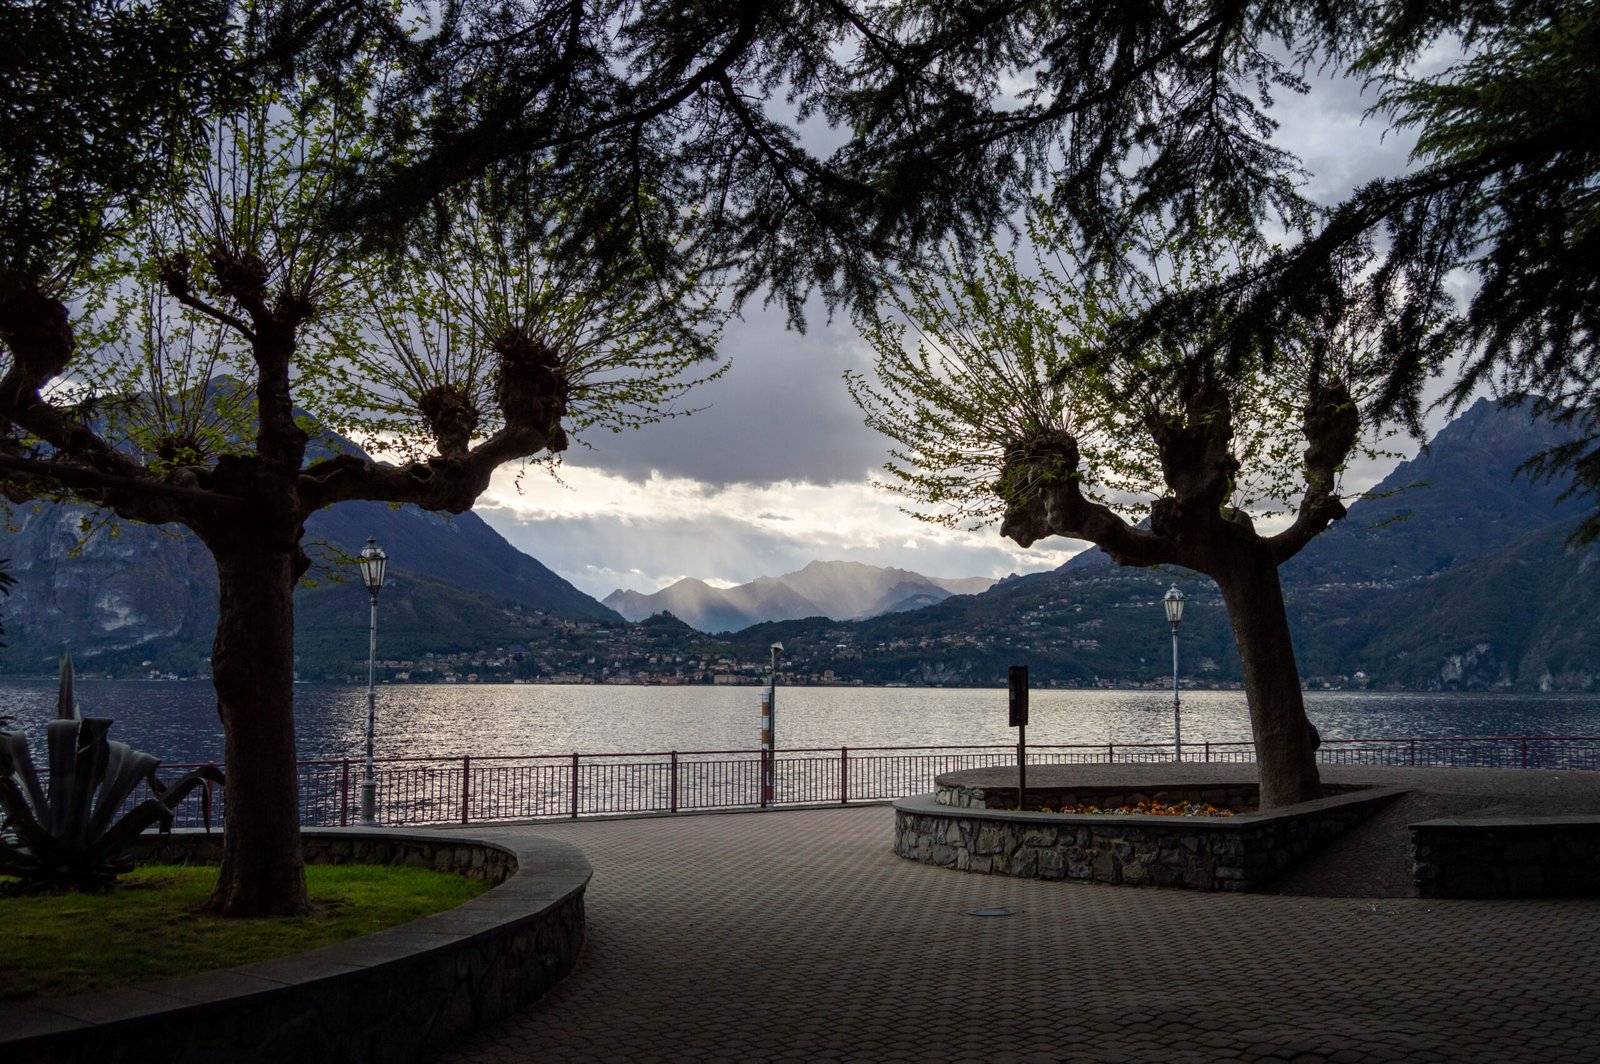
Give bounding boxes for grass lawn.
[0,864,491,1001]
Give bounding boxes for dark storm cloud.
[564,303,884,488]
[558,60,1426,493]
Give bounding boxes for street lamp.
[1163,584,1185,762]
[762,642,783,807]
[357,538,388,826]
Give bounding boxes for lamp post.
[357,538,388,826]
[1163,584,1185,762]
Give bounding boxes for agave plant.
[0,653,224,891]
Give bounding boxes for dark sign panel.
[1008,665,1029,728]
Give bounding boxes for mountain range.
[0,489,619,676]
[725,397,1596,691]
[1,397,1595,690]
[602,561,995,632]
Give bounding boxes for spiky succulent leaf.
[1,730,49,829]
[62,718,114,849]
[85,740,160,843]
[55,651,77,722]
[0,673,224,891]
[148,765,224,832]
[0,767,56,866]
[43,718,81,837]
[89,766,225,872]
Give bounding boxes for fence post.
[670,751,679,813]
[1204,742,1211,764]
[340,759,350,827]
[461,755,471,825]
[1108,743,1115,763]
[1521,736,1529,769]
[1410,739,1416,766]
[840,746,849,804]
[570,752,580,818]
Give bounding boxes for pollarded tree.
[849,211,1406,807]
[0,51,722,914]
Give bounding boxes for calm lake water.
[3,680,1600,767]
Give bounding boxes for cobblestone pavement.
[433,792,1600,1063]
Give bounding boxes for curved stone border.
[895,785,1405,890]
[1,828,590,1063]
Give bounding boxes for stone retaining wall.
[129,831,521,883]
[895,786,1403,891]
[1,828,590,1063]
[1412,816,1600,898]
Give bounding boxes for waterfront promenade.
[431,766,1600,1064]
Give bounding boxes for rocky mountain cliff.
[4,398,1592,689]
[809,398,1599,690]
[1283,398,1588,585]
[0,492,619,675]
[603,560,997,632]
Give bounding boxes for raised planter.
[895,766,1403,891]
[1412,815,1600,898]
[1,828,590,1063]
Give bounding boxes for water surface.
[4,680,1598,766]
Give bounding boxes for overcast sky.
[475,50,1464,602]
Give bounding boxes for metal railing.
[132,734,1600,829]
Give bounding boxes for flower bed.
[1041,800,1234,818]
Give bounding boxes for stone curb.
[0,828,591,1063]
[1412,813,1600,829]
[1411,814,1600,898]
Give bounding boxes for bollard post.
[670,751,680,813]
[760,688,774,807]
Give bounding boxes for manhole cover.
[966,907,1015,917]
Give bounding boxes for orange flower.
[1034,799,1233,818]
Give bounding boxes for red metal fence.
[137,735,1600,830]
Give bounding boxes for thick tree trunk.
[205,541,309,916]
[1213,549,1323,808]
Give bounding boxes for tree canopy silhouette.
[5,0,1597,909]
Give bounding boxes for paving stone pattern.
[429,802,1600,1064]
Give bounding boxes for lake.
[3,679,1600,766]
